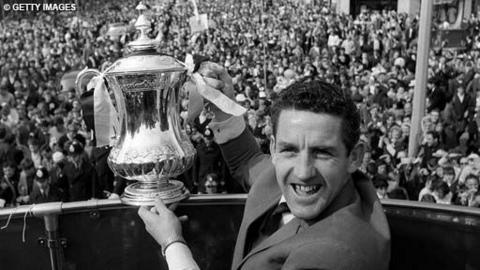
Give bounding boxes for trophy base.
[121,180,189,206]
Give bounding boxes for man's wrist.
[209,115,246,144]
[162,236,187,257]
[214,110,233,122]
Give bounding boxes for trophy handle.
[75,67,102,97]
[75,67,122,144]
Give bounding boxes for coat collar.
[237,217,303,269]
[243,164,282,226]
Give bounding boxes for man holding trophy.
[138,61,391,270]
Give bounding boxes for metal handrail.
[0,194,249,219]
[2,195,480,220]
[381,198,480,216]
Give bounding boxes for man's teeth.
[292,184,320,194]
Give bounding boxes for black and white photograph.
[0,0,479,269]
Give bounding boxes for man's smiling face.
[271,110,359,220]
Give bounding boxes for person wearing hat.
[30,167,62,204]
[193,128,228,194]
[60,141,99,202]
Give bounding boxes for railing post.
[42,214,65,270]
[408,0,434,157]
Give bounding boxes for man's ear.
[270,135,277,164]
[348,142,365,173]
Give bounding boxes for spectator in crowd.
[456,174,480,207]
[16,158,36,205]
[27,136,43,168]
[431,179,452,204]
[60,141,98,202]
[442,165,459,197]
[0,161,17,207]
[373,177,389,199]
[193,128,227,194]
[2,161,19,204]
[30,167,63,204]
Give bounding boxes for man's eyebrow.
[276,141,297,148]
[310,145,338,154]
[276,141,338,152]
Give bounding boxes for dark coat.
[92,146,114,194]
[427,86,447,112]
[61,159,98,202]
[194,140,226,193]
[444,94,476,136]
[30,185,62,204]
[450,93,475,122]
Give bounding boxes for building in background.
[334,0,478,31]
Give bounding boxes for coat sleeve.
[281,241,371,270]
[218,127,271,192]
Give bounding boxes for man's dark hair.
[270,80,361,154]
[465,174,479,184]
[425,130,439,141]
[432,179,450,195]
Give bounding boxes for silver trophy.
[76,4,195,205]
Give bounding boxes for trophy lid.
[105,2,186,74]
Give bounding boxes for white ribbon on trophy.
[184,53,246,122]
[87,74,120,147]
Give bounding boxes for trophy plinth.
[122,180,189,206]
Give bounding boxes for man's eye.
[279,148,296,154]
[313,150,331,159]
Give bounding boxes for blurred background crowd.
[1,0,480,208]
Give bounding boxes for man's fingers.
[154,198,169,213]
[197,62,219,79]
[204,62,232,83]
[138,206,154,221]
[198,62,232,84]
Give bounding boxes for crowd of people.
[1,0,480,208]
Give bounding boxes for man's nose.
[293,152,315,180]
